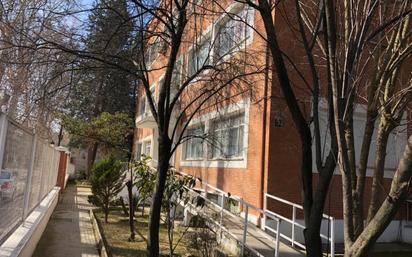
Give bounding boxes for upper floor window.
[138,87,156,117]
[215,6,252,58]
[210,112,245,159]
[188,38,210,77]
[138,95,146,116]
[143,140,152,156]
[172,58,183,89]
[183,124,205,160]
[135,142,142,160]
[146,37,166,66]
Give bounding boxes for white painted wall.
[0,187,60,257]
[266,218,408,246]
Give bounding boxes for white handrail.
[177,171,334,257]
[264,193,335,257]
[184,184,281,257]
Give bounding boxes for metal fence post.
[23,133,37,221]
[292,205,296,247]
[262,193,267,230]
[241,204,249,257]
[219,193,224,237]
[38,143,46,202]
[275,220,280,257]
[330,218,335,257]
[0,113,9,171]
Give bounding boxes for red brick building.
[132,0,410,245]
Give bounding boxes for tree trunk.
[104,203,109,223]
[87,142,99,176]
[300,135,323,257]
[147,136,171,257]
[345,135,412,257]
[120,196,129,216]
[366,118,391,223]
[255,2,333,256]
[353,109,376,237]
[127,180,135,241]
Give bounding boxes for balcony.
[135,111,157,128]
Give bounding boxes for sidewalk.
[32,185,99,257]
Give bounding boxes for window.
[215,7,251,58]
[149,87,156,112]
[183,125,205,160]
[135,142,142,160]
[210,113,245,159]
[146,37,166,65]
[143,140,151,156]
[188,38,210,77]
[138,95,146,116]
[172,58,183,89]
[138,88,156,117]
[312,100,407,176]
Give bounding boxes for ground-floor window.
[183,110,246,162]
[183,125,205,160]
[210,112,245,159]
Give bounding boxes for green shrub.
[88,156,125,223]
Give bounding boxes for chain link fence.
[0,114,60,243]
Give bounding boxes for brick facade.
[132,0,410,228]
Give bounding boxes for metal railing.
[405,199,412,222]
[263,193,335,257]
[171,170,336,257]
[0,112,61,243]
[184,184,281,257]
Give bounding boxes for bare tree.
[235,0,339,256]
[239,0,411,256]
[322,1,412,256]
[3,0,264,256]
[133,1,263,256]
[0,0,78,138]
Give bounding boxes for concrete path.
[32,185,99,257]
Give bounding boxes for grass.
[94,208,202,257]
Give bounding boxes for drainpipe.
[260,0,276,226]
[260,15,271,222]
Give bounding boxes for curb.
[90,209,111,257]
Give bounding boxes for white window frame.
[172,57,183,94]
[187,34,212,77]
[213,3,254,62]
[146,36,166,67]
[135,142,143,160]
[312,98,407,178]
[214,6,252,59]
[186,2,255,78]
[183,123,205,161]
[142,140,152,156]
[209,112,245,160]
[136,85,157,122]
[180,98,250,168]
[135,135,153,159]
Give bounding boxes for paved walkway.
[33,185,99,257]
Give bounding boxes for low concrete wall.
[90,209,110,257]
[266,218,409,245]
[0,187,60,257]
[402,225,412,244]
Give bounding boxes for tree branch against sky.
[241,0,411,256]
[2,0,263,256]
[1,1,411,257]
